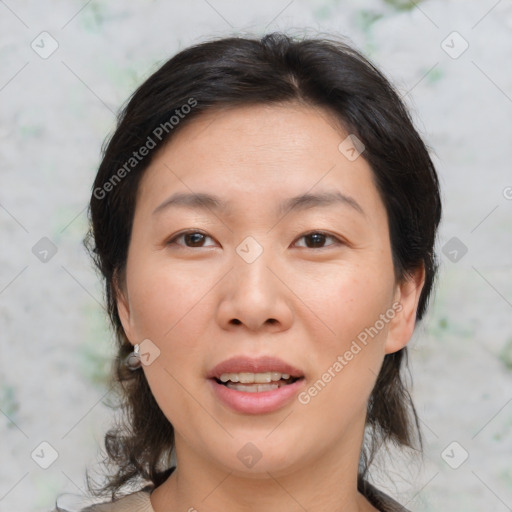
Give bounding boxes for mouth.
[214,372,303,393]
[207,355,305,414]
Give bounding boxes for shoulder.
[51,478,407,512]
[51,488,154,512]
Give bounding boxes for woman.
[54,32,441,512]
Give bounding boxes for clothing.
[359,479,411,511]
[54,489,154,512]
[52,472,410,512]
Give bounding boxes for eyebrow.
[152,190,366,218]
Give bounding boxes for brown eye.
[295,231,340,249]
[168,230,216,248]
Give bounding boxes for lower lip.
[209,378,305,414]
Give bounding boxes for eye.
[293,231,342,249]
[167,230,217,248]
[167,230,342,250]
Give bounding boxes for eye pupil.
[306,233,326,248]
[185,233,204,246]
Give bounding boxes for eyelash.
[166,230,343,250]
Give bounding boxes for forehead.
[136,103,385,222]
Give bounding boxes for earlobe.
[384,264,426,355]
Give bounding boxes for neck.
[150,418,376,512]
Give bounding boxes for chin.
[206,434,306,478]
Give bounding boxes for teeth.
[219,372,292,384]
[226,382,283,392]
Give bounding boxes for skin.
[116,102,425,512]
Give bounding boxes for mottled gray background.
[1,1,511,511]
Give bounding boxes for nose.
[216,243,294,333]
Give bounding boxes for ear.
[385,264,426,355]
[113,268,136,346]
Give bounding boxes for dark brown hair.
[84,32,442,498]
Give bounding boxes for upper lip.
[208,356,304,380]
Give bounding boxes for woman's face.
[117,103,424,477]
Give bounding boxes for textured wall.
[1,1,511,511]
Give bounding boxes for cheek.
[126,257,215,393]
[127,261,213,428]
[293,263,394,415]
[127,256,211,339]
[295,261,394,349]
